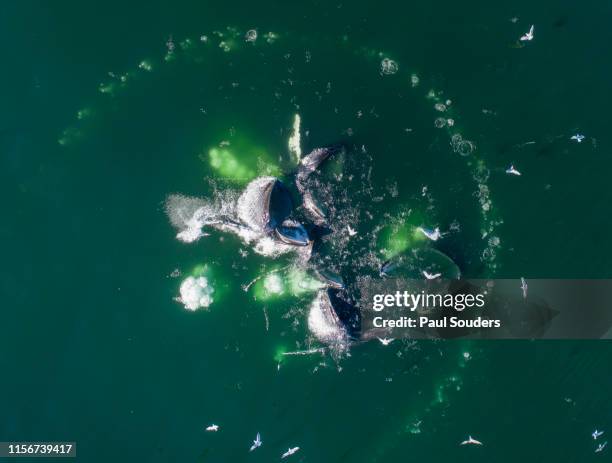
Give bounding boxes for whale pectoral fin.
[302,190,327,224]
[294,144,344,225]
[296,144,344,189]
[314,269,345,289]
[300,144,343,170]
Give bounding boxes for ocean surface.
[1,1,612,461]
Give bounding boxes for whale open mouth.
[315,269,345,289]
[275,221,310,246]
[236,177,293,232]
[308,288,361,346]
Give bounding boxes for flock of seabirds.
[199,426,607,458]
[164,22,600,459]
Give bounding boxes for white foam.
[176,227,205,243]
[175,207,210,243]
[178,276,215,311]
[263,273,284,294]
[166,193,237,243]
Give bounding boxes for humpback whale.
[275,219,310,246]
[166,144,344,261]
[236,176,293,233]
[231,145,343,247]
[314,269,345,289]
[308,287,361,348]
[296,145,343,224]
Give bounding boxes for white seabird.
[460,436,483,446]
[378,337,394,346]
[593,430,604,440]
[570,134,585,143]
[417,226,441,241]
[281,447,300,459]
[520,25,535,41]
[506,164,522,176]
[205,424,219,432]
[249,432,262,451]
[423,270,442,280]
[347,225,358,236]
[595,441,607,453]
[520,277,528,299]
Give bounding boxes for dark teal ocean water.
[2,1,612,461]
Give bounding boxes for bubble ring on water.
[434,102,447,112]
[457,140,475,156]
[434,117,447,128]
[380,57,399,75]
[451,133,463,147]
[59,27,497,460]
[61,29,502,282]
[60,26,502,277]
[244,29,257,42]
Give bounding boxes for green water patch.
[250,267,324,302]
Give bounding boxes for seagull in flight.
[205,424,219,432]
[520,277,528,299]
[460,436,483,446]
[506,164,522,176]
[347,225,358,236]
[571,134,585,143]
[281,447,300,459]
[249,433,262,451]
[378,337,394,346]
[417,226,441,241]
[520,25,535,41]
[595,441,607,453]
[593,430,605,440]
[423,270,442,280]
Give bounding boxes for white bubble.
[457,140,475,156]
[245,29,258,42]
[380,58,399,75]
[138,61,152,72]
[179,276,215,311]
[434,103,447,112]
[434,117,447,128]
[264,32,278,43]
